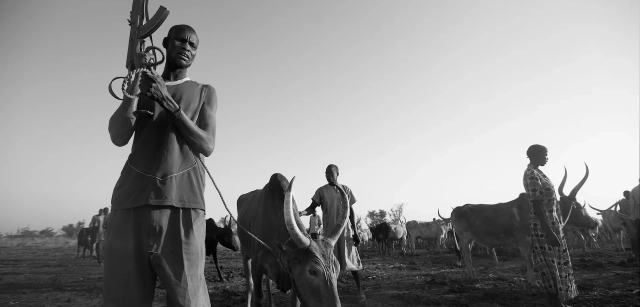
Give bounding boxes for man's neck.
[161,66,189,82]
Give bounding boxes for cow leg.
[460,238,479,281]
[210,251,227,282]
[617,231,625,251]
[75,244,80,260]
[242,255,253,307]
[250,260,266,307]
[265,276,274,307]
[492,249,498,265]
[289,282,301,307]
[410,235,416,254]
[517,242,536,286]
[88,243,94,262]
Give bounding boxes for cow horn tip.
[286,177,296,193]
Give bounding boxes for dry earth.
[1,237,638,306]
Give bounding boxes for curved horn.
[568,163,589,200]
[558,167,568,197]
[438,209,451,222]
[322,185,350,246]
[588,204,604,213]
[224,215,229,227]
[283,177,311,249]
[560,204,573,229]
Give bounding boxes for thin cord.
[196,156,276,256]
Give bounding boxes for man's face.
[166,28,199,69]
[624,191,630,199]
[325,169,338,185]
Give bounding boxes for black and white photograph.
[0,0,638,306]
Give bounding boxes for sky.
[0,0,638,234]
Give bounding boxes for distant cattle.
[388,218,408,254]
[205,216,241,282]
[237,174,351,307]
[75,227,94,260]
[406,220,448,254]
[589,204,638,252]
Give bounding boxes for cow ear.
[277,242,299,270]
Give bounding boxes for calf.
[205,216,241,282]
[75,228,93,260]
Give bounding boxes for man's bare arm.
[172,85,217,157]
[300,201,320,216]
[108,74,141,146]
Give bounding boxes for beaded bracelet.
[122,68,149,99]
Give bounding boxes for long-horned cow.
[237,173,350,307]
[440,165,595,285]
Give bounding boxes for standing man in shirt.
[612,191,631,215]
[106,24,217,307]
[299,164,366,304]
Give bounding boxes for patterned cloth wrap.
[523,164,578,301]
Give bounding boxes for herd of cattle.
[74,167,638,306]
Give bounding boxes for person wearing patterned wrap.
[523,145,577,306]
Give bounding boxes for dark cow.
[369,222,390,255]
[440,165,596,285]
[75,227,94,260]
[205,216,241,282]
[237,173,351,307]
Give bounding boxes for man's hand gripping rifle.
[108,0,170,100]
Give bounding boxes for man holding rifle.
[106,24,216,307]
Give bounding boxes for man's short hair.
[326,164,339,173]
[167,24,197,38]
[526,144,547,158]
[103,207,109,212]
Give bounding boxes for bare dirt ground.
[1,238,638,307]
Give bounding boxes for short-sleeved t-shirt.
[111,78,214,210]
[311,184,356,233]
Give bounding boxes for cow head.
[205,217,241,255]
[277,177,348,307]
[220,216,241,251]
[557,164,598,229]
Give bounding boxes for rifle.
[109,0,170,100]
